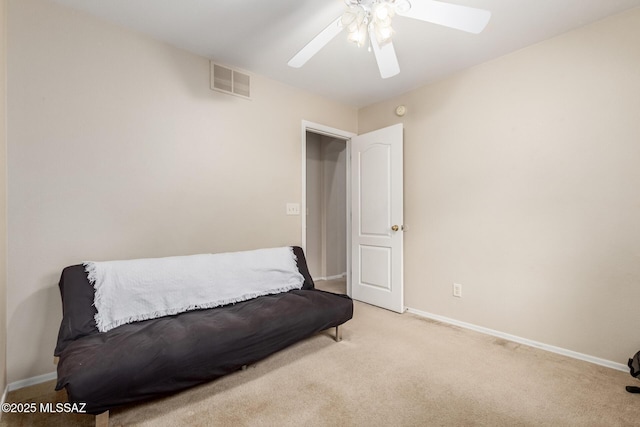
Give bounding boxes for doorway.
[305,131,347,281]
[301,122,354,296]
[301,121,404,311]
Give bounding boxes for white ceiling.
[49,0,640,107]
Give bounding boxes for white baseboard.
[0,371,57,421]
[405,307,628,372]
[314,272,347,282]
[6,371,57,393]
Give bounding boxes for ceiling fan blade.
[288,17,344,68]
[398,0,491,34]
[369,31,400,79]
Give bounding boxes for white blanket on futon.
[84,246,304,333]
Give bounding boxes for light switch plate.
[286,203,300,215]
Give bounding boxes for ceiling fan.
[288,0,491,79]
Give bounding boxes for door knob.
[391,225,399,231]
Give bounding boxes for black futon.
[54,246,353,421]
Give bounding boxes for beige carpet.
[2,279,639,426]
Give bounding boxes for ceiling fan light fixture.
[374,23,394,45]
[348,22,368,47]
[372,2,395,45]
[373,2,392,21]
[343,6,369,47]
[341,12,355,27]
[342,0,400,48]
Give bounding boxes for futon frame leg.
[335,325,342,342]
[95,410,109,427]
[55,358,109,426]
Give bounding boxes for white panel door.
[351,124,403,313]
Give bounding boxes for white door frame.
[301,120,356,296]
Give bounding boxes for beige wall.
[0,0,7,397]
[6,0,356,382]
[359,8,640,364]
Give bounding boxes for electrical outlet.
[453,283,462,298]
